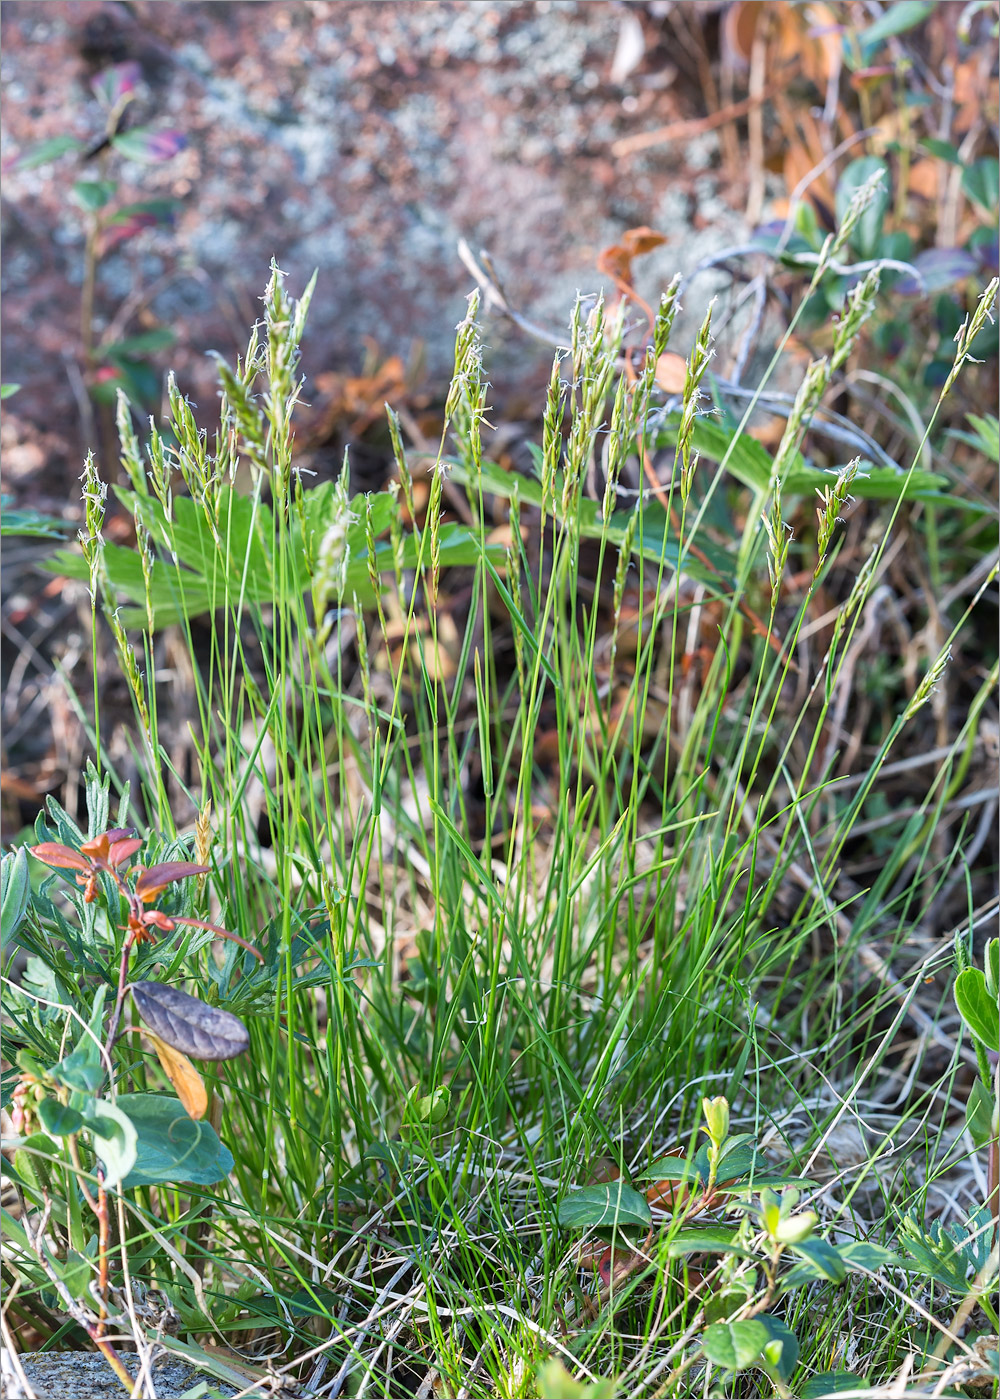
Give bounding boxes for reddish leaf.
[108,836,144,867]
[171,916,265,964]
[134,862,210,901]
[80,828,134,861]
[30,843,90,871]
[131,981,249,1061]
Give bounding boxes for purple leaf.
[895,247,978,296]
[131,982,250,1061]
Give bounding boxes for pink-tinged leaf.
[99,214,158,254]
[91,62,142,110]
[30,843,91,871]
[131,981,250,1061]
[172,917,265,964]
[111,127,187,164]
[105,827,135,844]
[108,836,144,867]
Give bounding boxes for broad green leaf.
[98,329,177,361]
[757,1315,799,1382]
[70,179,117,212]
[787,1238,847,1282]
[557,1182,652,1230]
[702,1318,770,1371]
[919,138,961,165]
[954,967,1000,1051]
[800,1374,869,1398]
[85,1101,138,1188]
[666,1227,755,1258]
[966,1080,996,1150]
[115,1093,233,1187]
[36,1099,84,1137]
[962,157,1000,213]
[836,157,891,260]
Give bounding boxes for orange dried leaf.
[145,1031,208,1120]
[619,226,666,256]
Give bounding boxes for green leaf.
[966,1080,996,1150]
[954,968,1000,1051]
[962,157,1000,214]
[1,847,31,945]
[70,179,117,212]
[557,1182,652,1230]
[857,1,937,62]
[97,329,177,361]
[666,1228,755,1259]
[787,1238,847,1282]
[919,138,962,166]
[757,1315,799,1383]
[14,136,84,170]
[702,1318,770,1371]
[800,1374,869,1398]
[1,498,69,539]
[131,982,249,1061]
[838,1240,907,1272]
[985,937,999,999]
[84,1101,138,1188]
[49,1050,105,1096]
[0,384,20,399]
[115,1093,233,1187]
[36,1099,85,1137]
[836,157,891,259]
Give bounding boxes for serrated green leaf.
[557,1182,652,1230]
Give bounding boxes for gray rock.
[1,1349,238,1400]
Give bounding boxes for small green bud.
[775,1210,819,1244]
[701,1095,730,1147]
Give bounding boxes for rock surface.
[1,1348,239,1399]
[1,0,751,482]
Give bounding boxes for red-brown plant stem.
[95,1169,110,1338]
